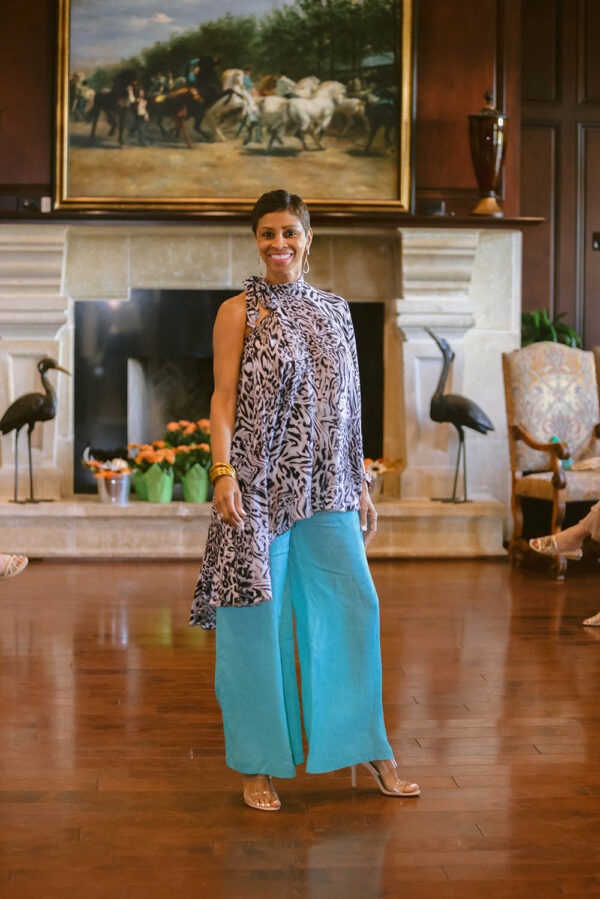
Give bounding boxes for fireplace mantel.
[0,221,520,557]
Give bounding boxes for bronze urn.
[468,89,509,217]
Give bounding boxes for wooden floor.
[1,558,600,898]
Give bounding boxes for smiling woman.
[55,0,415,212]
[190,188,420,813]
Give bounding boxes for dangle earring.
[302,249,310,275]
[257,253,266,278]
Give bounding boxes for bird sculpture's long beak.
[55,365,71,376]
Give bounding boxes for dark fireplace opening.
[74,290,384,493]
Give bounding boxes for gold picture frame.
[55,0,415,214]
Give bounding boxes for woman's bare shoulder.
[217,291,246,321]
[214,293,247,337]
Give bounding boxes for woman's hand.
[214,476,247,529]
[360,481,378,545]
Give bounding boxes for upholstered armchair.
[502,342,600,578]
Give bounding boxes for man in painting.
[131,89,149,147]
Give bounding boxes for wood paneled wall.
[415,0,521,217]
[521,0,600,347]
[0,0,54,190]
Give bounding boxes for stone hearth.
[0,222,520,558]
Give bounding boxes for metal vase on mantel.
[468,89,509,217]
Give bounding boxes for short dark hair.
[250,189,311,234]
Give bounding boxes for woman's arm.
[342,301,378,545]
[210,293,247,529]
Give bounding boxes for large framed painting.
[55,0,415,214]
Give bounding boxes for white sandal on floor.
[351,760,420,797]
[0,554,28,580]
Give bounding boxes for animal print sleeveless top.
[190,275,364,629]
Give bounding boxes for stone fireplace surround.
[0,222,520,558]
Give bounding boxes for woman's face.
[254,210,312,283]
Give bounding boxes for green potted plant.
[165,419,212,503]
[128,419,212,503]
[521,309,582,348]
[128,442,176,503]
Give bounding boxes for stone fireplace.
[0,222,520,558]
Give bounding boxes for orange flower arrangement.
[82,455,131,477]
[127,419,212,480]
[364,457,404,476]
[164,419,211,445]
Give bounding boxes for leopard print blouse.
[190,275,364,629]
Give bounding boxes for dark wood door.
[583,127,600,347]
[521,0,600,348]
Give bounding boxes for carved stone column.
[0,225,70,498]
[394,228,521,506]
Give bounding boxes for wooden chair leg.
[550,488,568,579]
[551,488,566,534]
[508,489,525,567]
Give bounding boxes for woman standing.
[191,190,419,811]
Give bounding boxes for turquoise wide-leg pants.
[215,510,393,777]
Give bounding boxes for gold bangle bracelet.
[209,462,237,486]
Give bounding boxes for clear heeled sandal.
[351,759,420,797]
[243,775,281,812]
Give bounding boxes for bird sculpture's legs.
[447,428,469,504]
[433,428,469,504]
[24,424,52,503]
[27,426,35,503]
[450,428,465,502]
[12,429,20,503]
[462,429,468,502]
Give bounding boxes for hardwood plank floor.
[0,557,599,898]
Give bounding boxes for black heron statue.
[0,357,71,503]
[425,328,494,502]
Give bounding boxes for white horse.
[287,81,346,149]
[257,95,290,149]
[293,76,320,97]
[203,86,257,141]
[275,75,295,97]
[222,68,245,91]
[330,97,369,135]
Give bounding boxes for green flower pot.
[181,464,210,503]
[132,469,148,501]
[145,464,174,503]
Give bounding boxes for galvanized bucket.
[97,474,131,506]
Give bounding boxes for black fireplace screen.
[74,289,383,493]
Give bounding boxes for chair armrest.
[511,424,569,458]
[511,424,567,489]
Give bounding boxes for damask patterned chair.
[502,342,600,578]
